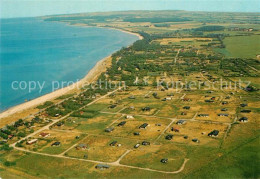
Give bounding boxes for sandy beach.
[0,29,142,120]
[73,23,144,40]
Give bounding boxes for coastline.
[0,27,142,120]
[99,26,143,40]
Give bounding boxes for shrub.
[4,161,16,167]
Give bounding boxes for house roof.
[192,138,199,142]
[239,117,248,121]
[208,130,219,136]
[110,141,117,145]
[27,139,38,144]
[78,143,87,148]
[39,132,49,137]
[105,127,114,132]
[198,114,209,116]
[240,103,248,107]
[139,123,148,128]
[176,120,186,124]
[142,107,151,111]
[241,109,251,113]
[218,113,229,116]
[118,121,126,126]
[142,141,150,145]
[52,141,60,146]
[96,164,110,169]
[161,158,168,163]
[183,106,190,109]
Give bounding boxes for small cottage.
[105,127,114,132]
[171,127,179,132]
[181,112,187,115]
[128,95,135,99]
[183,106,190,110]
[205,100,214,103]
[142,141,150,146]
[241,109,251,113]
[39,132,50,138]
[134,144,140,148]
[109,104,117,109]
[208,130,219,137]
[176,120,186,125]
[198,114,209,117]
[51,141,61,146]
[142,107,151,111]
[239,117,248,122]
[139,123,148,129]
[222,101,228,105]
[126,115,134,119]
[76,143,88,150]
[117,121,126,127]
[161,158,168,163]
[218,113,229,117]
[240,103,248,107]
[109,141,117,146]
[192,138,199,143]
[95,164,110,170]
[165,134,173,140]
[27,139,38,145]
[134,132,140,136]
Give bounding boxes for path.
[110,150,131,165]
[174,49,181,64]
[13,146,189,174]
[154,119,176,143]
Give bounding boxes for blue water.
[0,17,139,111]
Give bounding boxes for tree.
[0,144,13,151]
[17,132,26,138]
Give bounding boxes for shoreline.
[0,27,142,120]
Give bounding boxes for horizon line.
[1,9,260,19]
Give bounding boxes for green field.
[221,35,260,58]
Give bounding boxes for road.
[13,145,189,174]
[100,111,176,121]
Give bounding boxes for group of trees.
[194,25,225,32]
[123,17,191,23]
[46,88,108,117]
[0,117,37,142]
[37,101,54,109]
[71,109,99,118]
[154,23,170,27]
[220,58,259,77]
[179,51,197,57]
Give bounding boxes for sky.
[1,0,260,18]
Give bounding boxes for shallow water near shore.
[0,17,139,111]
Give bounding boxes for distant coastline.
[0,23,142,120]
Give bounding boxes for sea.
[0,17,139,111]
